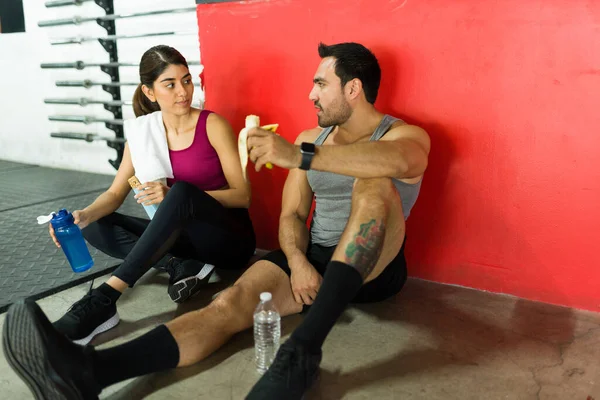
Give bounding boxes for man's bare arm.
[310,124,430,179]
[279,130,318,263]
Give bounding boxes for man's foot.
[2,299,100,400]
[246,338,322,400]
[53,288,120,346]
[167,259,216,303]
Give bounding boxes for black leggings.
[82,181,256,287]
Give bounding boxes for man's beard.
[316,98,352,128]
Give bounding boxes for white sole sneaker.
[168,264,216,303]
[72,312,120,346]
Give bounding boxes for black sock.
[291,261,363,351]
[95,282,121,303]
[91,324,180,390]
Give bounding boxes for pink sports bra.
[166,110,227,191]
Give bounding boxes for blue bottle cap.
[50,209,75,229]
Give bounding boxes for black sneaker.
[167,258,216,303]
[2,299,100,400]
[152,253,174,272]
[53,288,120,346]
[246,338,322,400]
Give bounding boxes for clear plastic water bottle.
[127,176,160,219]
[50,209,94,273]
[253,292,281,373]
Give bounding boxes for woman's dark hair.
[318,42,381,104]
[132,45,189,117]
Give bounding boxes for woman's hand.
[48,209,90,248]
[134,181,170,206]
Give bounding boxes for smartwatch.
[299,142,316,170]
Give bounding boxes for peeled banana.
[238,115,279,181]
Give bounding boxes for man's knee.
[351,177,399,211]
[210,285,252,325]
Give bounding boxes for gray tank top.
[307,115,422,247]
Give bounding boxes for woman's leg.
[167,205,256,303]
[52,213,151,345]
[83,212,176,292]
[54,182,255,344]
[82,212,150,260]
[112,181,255,287]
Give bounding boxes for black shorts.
[261,239,408,305]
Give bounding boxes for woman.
[49,45,256,345]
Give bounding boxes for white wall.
[0,0,202,175]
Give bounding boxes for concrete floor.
[1,269,599,400]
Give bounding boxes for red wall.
[196,0,600,312]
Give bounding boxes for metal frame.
[49,115,125,139]
[45,0,94,7]
[49,115,124,125]
[46,98,132,105]
[38,7,196,27]
[45,98,131,118]
[43,0,125,169]
[50,132,126,144]
[93,0,123,169]
[43,0,202,170]
[56,80,136,88]
[55,80,202,88]
[195,0,239,3]
[44,98,132,106]
[41,60,200,69]
[50,30,196,46]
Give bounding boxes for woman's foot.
[53,284,120,345]
[166,259,216,303]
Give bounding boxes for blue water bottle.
[50,209,94,273]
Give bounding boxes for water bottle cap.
[36,212,54,225]
[260,292,272,302]
[50,208,74,229]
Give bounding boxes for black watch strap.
[299,142,316,170]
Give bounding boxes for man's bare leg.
[168,261,302,366]
[2,261,303,398]
[332,177,406,282]
[287,177,405,349]
[246,178,406,399]
[85,260,303,392]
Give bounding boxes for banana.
[261,124,279,132]
[238,115,279,182]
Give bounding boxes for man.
[245,41,429,399]
[2,42,429,400]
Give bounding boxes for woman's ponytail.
[132,83,160,117]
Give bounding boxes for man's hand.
[134,181,170,206]
[48,209,90,248]
[247,127,302,171]
[289,255,323,305]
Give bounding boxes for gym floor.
[1,271,599,399]
[1,160,598,399]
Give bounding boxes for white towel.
[124,111,173,184]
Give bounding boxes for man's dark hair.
[318,42,381,104]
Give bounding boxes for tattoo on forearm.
[344,219,385,279]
